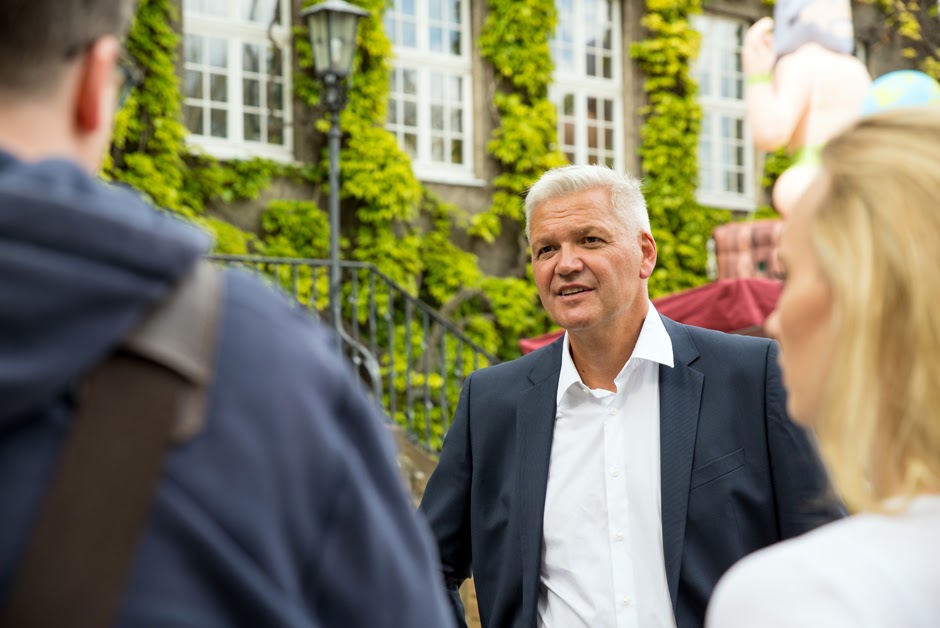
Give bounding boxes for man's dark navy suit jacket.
[420,315,845,628]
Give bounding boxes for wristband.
[747,71,773,86]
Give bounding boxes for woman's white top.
[705,495,940,627]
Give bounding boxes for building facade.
[173,0,924,279]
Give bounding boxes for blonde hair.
[811,106,940,511]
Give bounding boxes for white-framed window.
[692,14,755,211]
[550,0,623,170]
[182,0,293,161]
[384,0,477,185]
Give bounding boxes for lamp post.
[302,0,368,335]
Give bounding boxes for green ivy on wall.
[292,0,551,364]
[472,0,568,242]
[859,0,940,78]
[107,0,294,255]
[631,0,732,297]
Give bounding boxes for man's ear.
[74,37,120,133]
[639,231,657,279]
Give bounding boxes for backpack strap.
[0,260,222,628]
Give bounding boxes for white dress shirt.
[538,304,677,628]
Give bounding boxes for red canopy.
[519,277,782,355]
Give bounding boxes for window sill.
[413,166,486,187]
[696,192,757,212]
[185,136,297,164]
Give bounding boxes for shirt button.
[610,468,620,477]
[608,407,617,415]
[615,531,624,541]
[621,597,632,607]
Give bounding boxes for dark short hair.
[0,0,135,95]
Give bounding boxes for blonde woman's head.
[767,106,940,512]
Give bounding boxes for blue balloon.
[861,70,940,115]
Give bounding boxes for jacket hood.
[0,151,210,424]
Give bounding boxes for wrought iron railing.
[207,254,498,451]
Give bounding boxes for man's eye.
[584,236,601,244]
[537,246,555,257]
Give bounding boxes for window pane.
[431,105,444,130]
[243,44,260,73]
[185,35,202,64]
[242,0,278,24]
[269,115,284,144]
[404,101,417,126]
[452,138,463,164]
[208,38,227,68]
[185,70,203,99]
[403,69,417,95]
[451,109,463,133]
[243,79,260,106]
[563,93,575,116]
[432,136,444,161]
[430,73,443,100]
[404,133,417,156]
[210,74,227,102]
[270,82,284,110]
[244,113,261,141]
[206,0,227,16]
[210,108,227,137]
[268,47,283,75]
[430,28,443,53]
[430,0,442,20]
[564,122,575,145]
[402,22,417,47]
[184,105,204,134]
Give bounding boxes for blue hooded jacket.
[0,151,454,627]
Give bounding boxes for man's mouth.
[559,287,589,296]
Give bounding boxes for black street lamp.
[302,0,369,335]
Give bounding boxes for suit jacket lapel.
[658,316,703,613]
[516,338,563,628]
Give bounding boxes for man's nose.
[555,246,583,275]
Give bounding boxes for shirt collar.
[556,302,674,405]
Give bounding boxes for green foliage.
[106,0,190,215]
[477,0,557,98]
[194,215,259,254]
[106,0,264,254]
[472,0,568,241]
[859,0,940,79]
[259,200,331,259]
[631,0,732,296]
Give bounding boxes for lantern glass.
[303,0,368,77]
